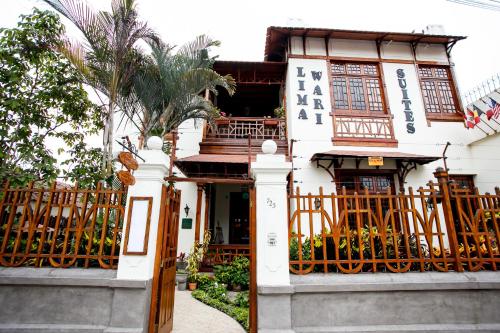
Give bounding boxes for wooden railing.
[207,117,286,140]
[288,170,499,274]
[333,114,396,142]
[203,244,250,266]
[0,181,127,269]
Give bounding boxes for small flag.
[482,98,495,120]
[463,112,475,129]
[469,106,481,124]
[490,97,500,119]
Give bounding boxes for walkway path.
[172,290,246,333]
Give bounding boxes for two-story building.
[169,25,500,262]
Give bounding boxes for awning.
[176,154,254,164]
[174,154,254,179]
[311,150,440,165]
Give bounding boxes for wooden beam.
[165,176,255,185]
[194,184,204,242]
[203,185,211,235]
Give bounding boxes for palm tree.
[119,35,236,147]
[42,0,158,177]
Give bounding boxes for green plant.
[233,291,249,308]
[206,282,228,303]
[0,9,101,186]
[186,230,212,283]
[119,35,236,147]
[213,264,232,285]
[274,106,285,118]
[196,274,214,291]
[229,256,250,289]
[192,290,249,331]
[42,0,158,176]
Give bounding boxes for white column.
[251,141,292,286]
[117,148,169,280]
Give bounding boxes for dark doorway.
[229,192,250,244]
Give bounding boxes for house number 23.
[266,198,276,209]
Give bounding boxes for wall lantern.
[314,198,321,210]
[184,204,190,217]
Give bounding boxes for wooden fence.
[0,181,127,269]
[288,169,500,274]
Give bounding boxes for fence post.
[433,167,463,272]
[117,147,170,280]
[251,140,293,332]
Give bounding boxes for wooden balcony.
[200,117,288,155]
[332,114,397,147]
[202,244,250,267]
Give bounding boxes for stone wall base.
[0,268,152,333]
[258,272,500,333]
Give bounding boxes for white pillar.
[117,149,169,280]
[251,141,292,286]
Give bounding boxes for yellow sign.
[368,156,384,166]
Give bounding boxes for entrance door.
[149,186,181,333]
[229,192,250,244]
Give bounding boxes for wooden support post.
[434,167,463,272]
[194,183,204,242]
[203,185,211,234]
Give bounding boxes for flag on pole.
[463,111,475,129]
[482,98,495,120]
[469,106,481,124]
[489,97,500,119]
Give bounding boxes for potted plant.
[215,111,230,125]
[176,252,187,271]
[187,272,199,291]
[273,106,285,118]
[263,118,279,126]
[185,230,212,291]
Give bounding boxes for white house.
[169,26,500,260]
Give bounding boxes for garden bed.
[190,255,250,331]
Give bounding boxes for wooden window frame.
[329,61,388,116]
[335,169,397,194]
[449,174,475,190]
[417,65,463,122]
[123,196,153,255]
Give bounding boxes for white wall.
[329,39,378,58]
[169,118,209,255]
[285,51,500,195]
[286,58,335,194]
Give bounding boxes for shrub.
[233,291,249,308]
[229,256,250,289]
[213,263,232,285]
[197,274,214,291]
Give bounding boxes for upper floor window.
[331,62,385,114]
[418,66,461,119]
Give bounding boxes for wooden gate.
[149,185,181,333]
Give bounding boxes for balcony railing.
[207,117,286,141]
[203,244,250,266]
[333,114,396,143]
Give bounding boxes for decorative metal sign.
[267,233,277,246]
[397,69,416,134]
[296,67,325,125]
[368,156,384,166]
[181,218,193,229]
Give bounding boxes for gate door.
[149,185,181,333]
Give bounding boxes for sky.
[2,0,500,96]
[2,0,500,159]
